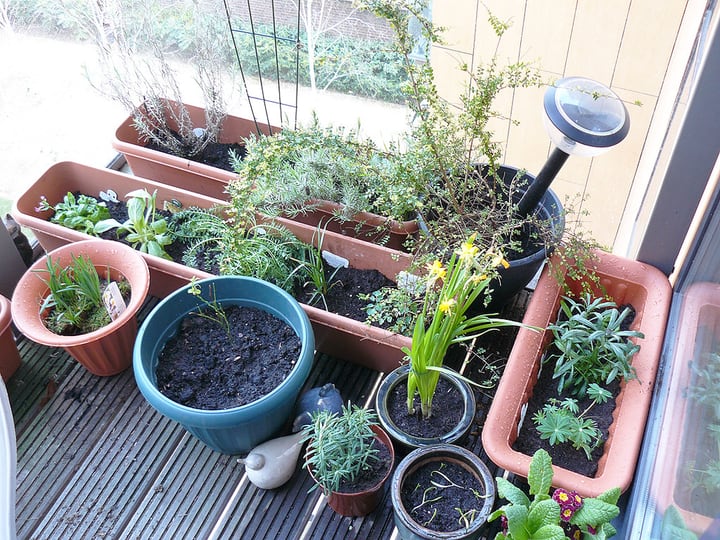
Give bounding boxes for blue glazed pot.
[133,276,315,455]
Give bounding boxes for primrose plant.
[489,449,621,540]
[95,189,173,259]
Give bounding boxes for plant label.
[322,251,349,269]
[103,281,127,321]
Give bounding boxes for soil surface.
[386,377,466,439]
[400,460,488,533]
[334,438,392,494]
[146,137,246,171]
[155,304,301,410]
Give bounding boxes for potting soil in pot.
[155,305,301,410]
[335,439,392,494]
[401,460,487,533]
[146,137,246,171]
[386,378,465,439]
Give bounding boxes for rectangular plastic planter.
[12,161,412,373]
[483,250,672,498]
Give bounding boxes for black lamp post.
[516,77,630,217]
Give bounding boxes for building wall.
[431,0,694,249]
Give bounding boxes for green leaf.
[127,196,145,223]
[505,504,529,540]
[93,218,122,234]
[571,497,620,527]
[527,498,561,531]
[528,449,553,496]
[595,487,621,506]
[527,524,566,540]
[496,476,531,507]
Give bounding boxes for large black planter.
[375,365,476,453]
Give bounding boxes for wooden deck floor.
[7,295,530,540]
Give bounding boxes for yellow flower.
[439,298,456,314]
[457,240,479,263]
[489,250,510,269]
[427,260,447,280]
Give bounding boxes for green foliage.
[532,385,612,460]
[232,116,423,224]
[169,206,308,293]
[39,192,110,235]
[361,277,424,335]
[300,403,380,496]
[403,235,524,418]
[290,225,341,310]
[489,449,620,540]
[186,278,230,337]
[660,505,699,540]
[94,189,173,259]
[38,253,121,334]
[546,294,643,398]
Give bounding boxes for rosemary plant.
[301,404,381,496]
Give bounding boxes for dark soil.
[511,303,636,477]
[386,377,466,439]
[146,138,246,172]
[335,438,393,494]
[401,460,488,533]
[296,265,396,326]
[155,304,301,410]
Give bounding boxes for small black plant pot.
[375,365,476,454]
[391,444,495,540]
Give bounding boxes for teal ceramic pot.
[133,276,315,454]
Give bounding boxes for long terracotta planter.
[113,100,278,200]
[12,162,412,373]
[482,249,672,498]
[0,295,21,381]
[653,282,720,534]
[11,239,150,376]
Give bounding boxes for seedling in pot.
[94,189,173,259]
[186,277,230,338]
[37,192,110,235]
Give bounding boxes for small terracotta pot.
[375,365,476,454]
[0,295,21,381]
[309,424,395,517]
[11,239,150,376]
[482,249,672,497]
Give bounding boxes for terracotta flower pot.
[11,239,150,376]
[391,444,495,540]
[482,249,672,497]
[375,365,477,453]
[309,424,395,517]
[12,161,412,372]
[113,100,278,200]
[0,295,21,381]
[653,282,720,534]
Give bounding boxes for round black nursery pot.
[375,365,476,453]
[133,276,315,455]
[486,165,565,309]
[391,444,496,540]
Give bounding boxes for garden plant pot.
[113,100,278,200]
[0,295,21,381]
[653,282,720,534]
[12,161,412,371]
[11,239,150,376]
[375,365,477,453]
[391,444,495,540]
[133,275,315,454]
[310,424,395,517]
[482,249,672,497]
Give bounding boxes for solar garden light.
[516,77,630,217]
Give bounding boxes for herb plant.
[187,278,230,338]
[532,384,612,460]
[403,235,523,419]
[301,404,381,496]
[38,254,125,335]
[38,192,110,235]
[94,189,173,259]
[546,294,644,398]
[291,225,341,310]
[489,449,621,540]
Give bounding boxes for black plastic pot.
[391,444,496,540]
[375,365,476,454]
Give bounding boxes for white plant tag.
[102,282,127,321]
[99,189,118,203]
[322,250,348,269]
[396,271,422,294]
